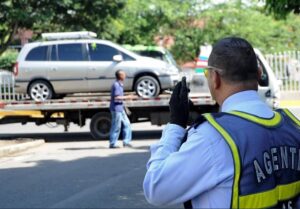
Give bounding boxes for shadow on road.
[0,151,161,208]
[64,146,106,151]
[0,130,162,142]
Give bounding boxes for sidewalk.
[279,91,300,108]
[280,100,300,108]
[280,91,300,100]
[0,139,45,157]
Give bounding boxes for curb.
[0,139,45,158]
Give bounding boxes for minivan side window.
[58,44,84,61]
[88,44,119,61]
[26,46,48,61]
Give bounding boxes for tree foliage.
[198,3,300,52]
[115,0,205,62]
[115,0,200,45]
[0,49,18,71]
[114,1,300,63]
[265,0,300,19]
[169,2,300,62]
[0,0,125,55]
[0,0,299,64]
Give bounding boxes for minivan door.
[47,43,89,93]
[87,43,121,92]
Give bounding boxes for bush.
[0,50,18,72]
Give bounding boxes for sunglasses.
[204,66,224,78]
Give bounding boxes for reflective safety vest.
[204,109,300,208]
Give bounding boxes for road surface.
[0,122,170,208]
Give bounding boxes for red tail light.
[13,62,18,76]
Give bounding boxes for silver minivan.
[14,32,180,101]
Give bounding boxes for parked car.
[14,32,179,101]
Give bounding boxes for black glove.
[169,76,189,128]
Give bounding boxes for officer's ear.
[212,70,221,90]
[257,65,262,81]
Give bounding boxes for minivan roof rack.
[41,31,97,40]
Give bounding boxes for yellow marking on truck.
[51,112,64,118]
[0,110,64,119]
[0,110,44,119]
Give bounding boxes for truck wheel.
[29,80,54,101]
[90,112,111,140]
[134,76,160,98]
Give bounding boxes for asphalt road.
[0,122,169,209]
[0,107,299,208]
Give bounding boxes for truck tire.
[29,80,54,101]
[90,112,111,140]
[134,76,160,98]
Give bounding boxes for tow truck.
[0,92,217,139]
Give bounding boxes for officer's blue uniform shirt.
[143,90,300,208]
[110,81,124,112]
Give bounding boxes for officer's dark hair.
[115,70,123,80]
[208,37,258,83]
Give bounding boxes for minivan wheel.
[29,80,54,101]
[134,76,160,98]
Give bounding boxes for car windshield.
[136,50,164,61]
[134,49,178,66]
[164,50,177,66]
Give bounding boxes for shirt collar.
[116,80,123,86]
[221,90,262,112]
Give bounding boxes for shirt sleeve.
[143,122,223,206]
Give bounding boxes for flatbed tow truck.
[0,92,217,139]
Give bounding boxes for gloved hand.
[169,76,189,128]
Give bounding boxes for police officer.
[143,37,300,208]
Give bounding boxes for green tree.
[198,3,300,52]
[115,0,200,45]
[170,2,300,62]
[265,0,300,18]
[114,0,204,63]
[0,0,125,55]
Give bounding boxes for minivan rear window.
[26,46,48,61]
[58,44,84,61]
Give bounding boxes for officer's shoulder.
[188,115,223,141]
[192,120,214,132]
[191,112,226,130]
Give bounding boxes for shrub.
[0,50,18,72]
